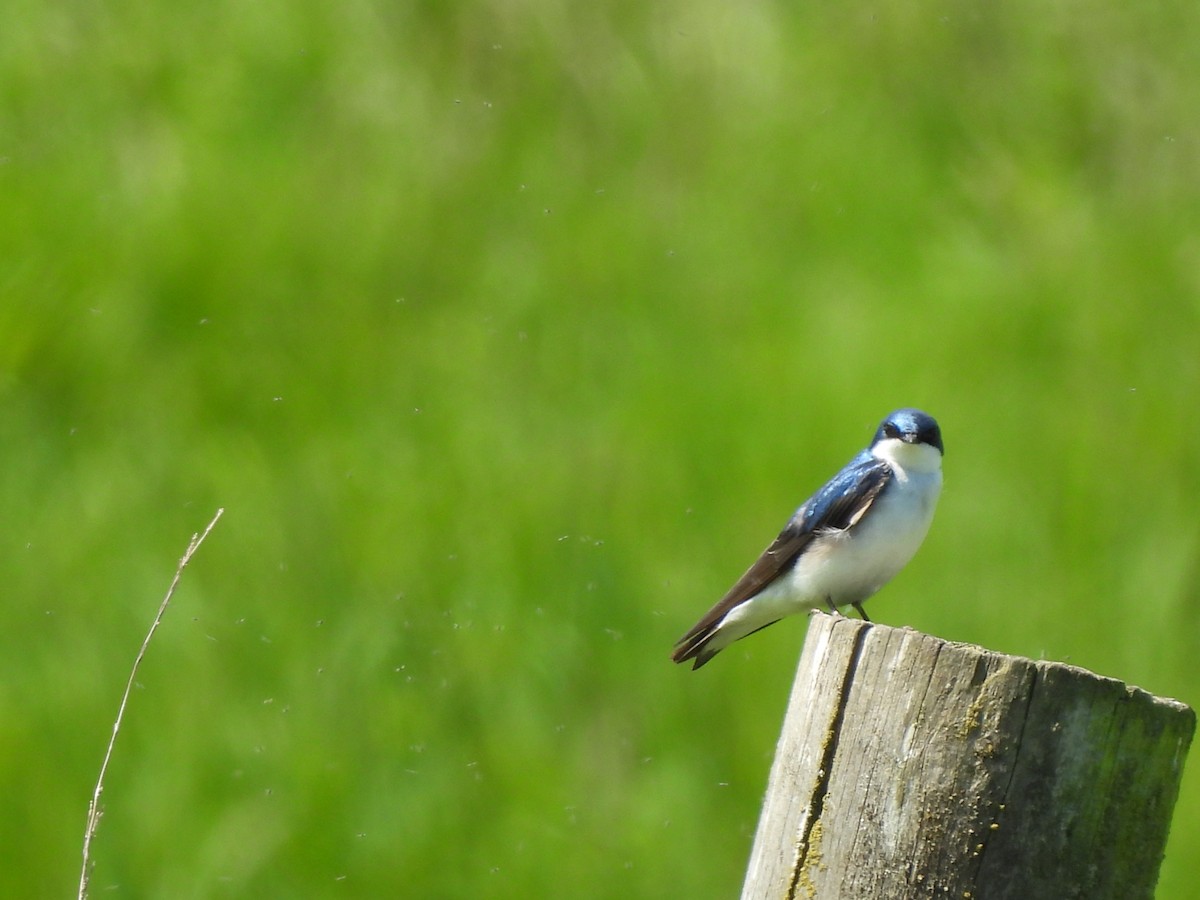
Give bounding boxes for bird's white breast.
[795,464,940,603]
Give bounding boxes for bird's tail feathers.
[671,617,783,670]
[671,628,719,670]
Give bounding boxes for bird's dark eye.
[883,422,901,439]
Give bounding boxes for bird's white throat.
[871,438,942,477]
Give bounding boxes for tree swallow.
[672,408,943,670]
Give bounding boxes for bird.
[672,408,943,670]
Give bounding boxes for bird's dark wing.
[671,454,893,666]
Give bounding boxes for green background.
[4,1,1199,896]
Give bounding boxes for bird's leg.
[851,601,871,622]
[824,596,843,616]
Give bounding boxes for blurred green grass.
[3,0,1200,896]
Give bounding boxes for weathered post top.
[742,613,1195,900]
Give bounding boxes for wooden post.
[742,613,1195,900]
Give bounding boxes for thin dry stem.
[77,508,224,900]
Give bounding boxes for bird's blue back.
[788,450,891,536]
